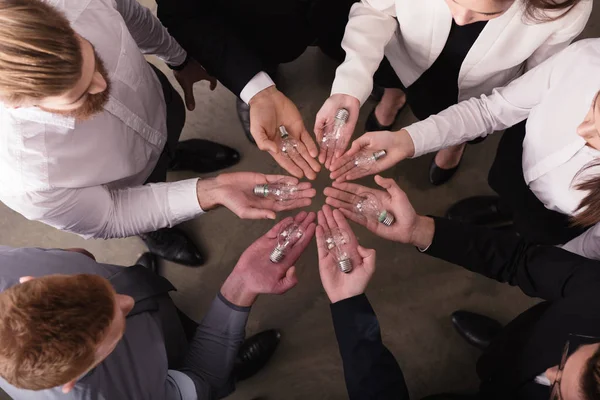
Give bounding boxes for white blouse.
[404,39,600,260]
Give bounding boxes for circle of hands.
[180,64,415,302]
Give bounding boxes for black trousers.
[488,122,584,245]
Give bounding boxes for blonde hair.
[0,0,82,104]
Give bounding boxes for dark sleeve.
[156,4,263,97]
[178,293,250,399]
[425,217,600,301]
[331,294,410,400]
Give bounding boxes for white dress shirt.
[404,38,600,260]
[0,0,209,239]
[331,0,591,105]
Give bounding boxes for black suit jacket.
[330,217,600,399]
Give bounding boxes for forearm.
[331,0,398,105]
[331,294,409,400]
[414,216,600,300]
[116,0,187,65]
[15,180,204,239]
[179,294,250,397]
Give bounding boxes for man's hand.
[197,173,316,219]
[221,211,317,306]
[249,87,320,180]
[324,175,434,249]
[314,94,360,170]
[173,58,217,111]
[329,129,415,182]
[316,205,376,304]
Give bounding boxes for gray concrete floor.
[1,3,600,399]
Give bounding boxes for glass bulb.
[353,150,387,173]
[354,192,395,226]
[278,126,300,158]
[270,222,304,263]
[321,108,350,149]
[253,180,299,201]
[325,227,353,273]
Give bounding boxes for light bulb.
[278,126,300,158]
[253,180,299,201]
[354,192,395,226]
[321,108,350,149]
[270,222,304,263]
[353,150,387,173]
[325,227,353,273]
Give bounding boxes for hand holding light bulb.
[324,175,432,247]
[197,172,316,220]
[316,205,376,303]
[330,130,415,182]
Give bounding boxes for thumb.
[357,245,376,271]
[253,129,278,154]
[208,76,217,91]
[276,266,298,294]
[346,139,365,158]
[374,175,403,197]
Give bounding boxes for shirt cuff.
[240,72,275,104]
[167,179,205,226]
[404,123,429,159]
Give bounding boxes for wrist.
[248,85,277,106]
[396,129,416,158]
[220,271,258,307]
[408,216,435,250]
[196,178,222,211]
[169,54,190,71]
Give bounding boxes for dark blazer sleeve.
[331,294,410,400]
[425,217,600,301]
[156,2,264,97]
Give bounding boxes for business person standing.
[324,178,600,399]
[317,0,592,185]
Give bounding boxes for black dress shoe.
[135,252,158,274]
[236,97,255,145]
[429,156,461,186]
[445,195,513,228]
[234,329,281,381]
[364,103,407,132]
[169,139,240,174]
[139,227,204,266]
[451,310,503,351]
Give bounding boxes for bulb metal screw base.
[373,150,387,160]
[337,258,353,273]
[335,108,350,123]
[380,211,395,226]
[253,184,269,197]
[270,246,286,263]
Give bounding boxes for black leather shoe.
[445,196,513,228]
[234,329,281,381]
[236,97,255,145]
[169,139,240,174]
[365,103,407,132]
[135,252,158,274]
[451,310,503,351]
[429,156,461,186]
[139,227,204,266]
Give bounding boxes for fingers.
[264,175,300,185]
[288,148,317,180]
[240,207,277,220]
[318,142,329,165]
[338,208,369,228]
[324,187,361,206]
[300,129,319,158]
[182,85,196,111]
[266,216,297,239]
[331,181,373,197]
[332,209,358,243]
[315,225,329,261]
[317,209,328,230]
[322,205,338,230]
[295,141,321,177]
[286,222,316,263]
[325,197,355,212]
[208,76,217,91]
[324,144,336,170]
[253,129,279,154]
[271,152,304,179]
[297,211,317,232]
[272,198,312,211]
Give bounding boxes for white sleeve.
[5,179,204,239]
[525,0,592,71]
[330,0,397,105]
[114,0,187,66]
[405,43,570,158]
[560,224,600,261]
[239,72,275,104]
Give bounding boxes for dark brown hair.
[522,0,583,22]
[0,0,82,104]
[0,274,115,390]
[572,162,600,228]
[581,345,600,400]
